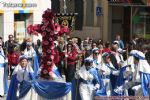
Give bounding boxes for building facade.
[54,0,150,42]
[0,0,51,42]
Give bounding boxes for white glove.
[94,84,100,90]
[112,71,119,76]
[132,85,141,91]
[75,72,80,79]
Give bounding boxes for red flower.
[49,37,53,42]
[41,32,46,37]
[58,26,70,36]
[41,25,46,31]
[42,9,54,19]
[54,24,60,34]
[43,40,49,45]
[50,24,55,31]
[47,49,51,54]
[42,52,47,57]
[27,24,40,35]
[42,18,49,26]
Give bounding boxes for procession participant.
[88,48,101,69]
[109,41,125,95]
[0,42,8,97]
[74,57,106,100]
[111,41,124,68]
[23,38,39,76]
[100,52,119,96]
[115,50,150,96]
[7,55,36,100]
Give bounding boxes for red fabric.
[102,48,112,53]
[53,49,60,64]
[8,52,20,66]
[67,51,77,65]
[62,51,77,65]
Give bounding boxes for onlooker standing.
[34,39,42,64]
[4,35,15,54]
[102,41,111,53]
[0,37,4,49]
[7,46,20,77]
[115,34,124,49]
[63,43,77,82]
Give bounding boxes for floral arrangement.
[27,8,70,80]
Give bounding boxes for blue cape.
[72,67,106,100]
[7,67,70,100]
[140,71,150,96]
[33,54,39,77]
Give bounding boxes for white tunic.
[24,47,36,67]
[0,50,5,96]
[75,66,96,100]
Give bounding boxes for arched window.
[51,0,60,13]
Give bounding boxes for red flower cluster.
[27,8,70,80]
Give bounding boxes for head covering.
[19,55,28,61]
[117,48,126,54]
[84,57,93,63]
[130,50,145,60]
[92,48,99,54]
[102,52,110,59]
[113,41,119,45]
[26,42,32,46]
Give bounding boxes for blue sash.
[0,63,4,68]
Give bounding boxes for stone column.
[93,0,98,27]
[101,0,109,42]
[3,11,14,42]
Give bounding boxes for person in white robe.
[100,52,119,96]
[7,55,71,100]
[24,42,36,67]
[88,48,102,69]
[75,57,100,100]
[115,50,150,96]
[0,43,7,97]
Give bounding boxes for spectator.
[102,41,111,53]
[115,34,124,49]
[4,35,15,54]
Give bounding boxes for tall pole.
[130,6,133,40]
[144,15,146,38]
[63,0,68,70]
[63,0,67,13]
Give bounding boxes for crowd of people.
[0,34,150,99]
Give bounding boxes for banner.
[55,14,77,32]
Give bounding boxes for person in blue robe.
[7,55,71,100]
[72,57,106,100]
[114,50,150,96]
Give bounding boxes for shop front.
[108,0,150,42]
